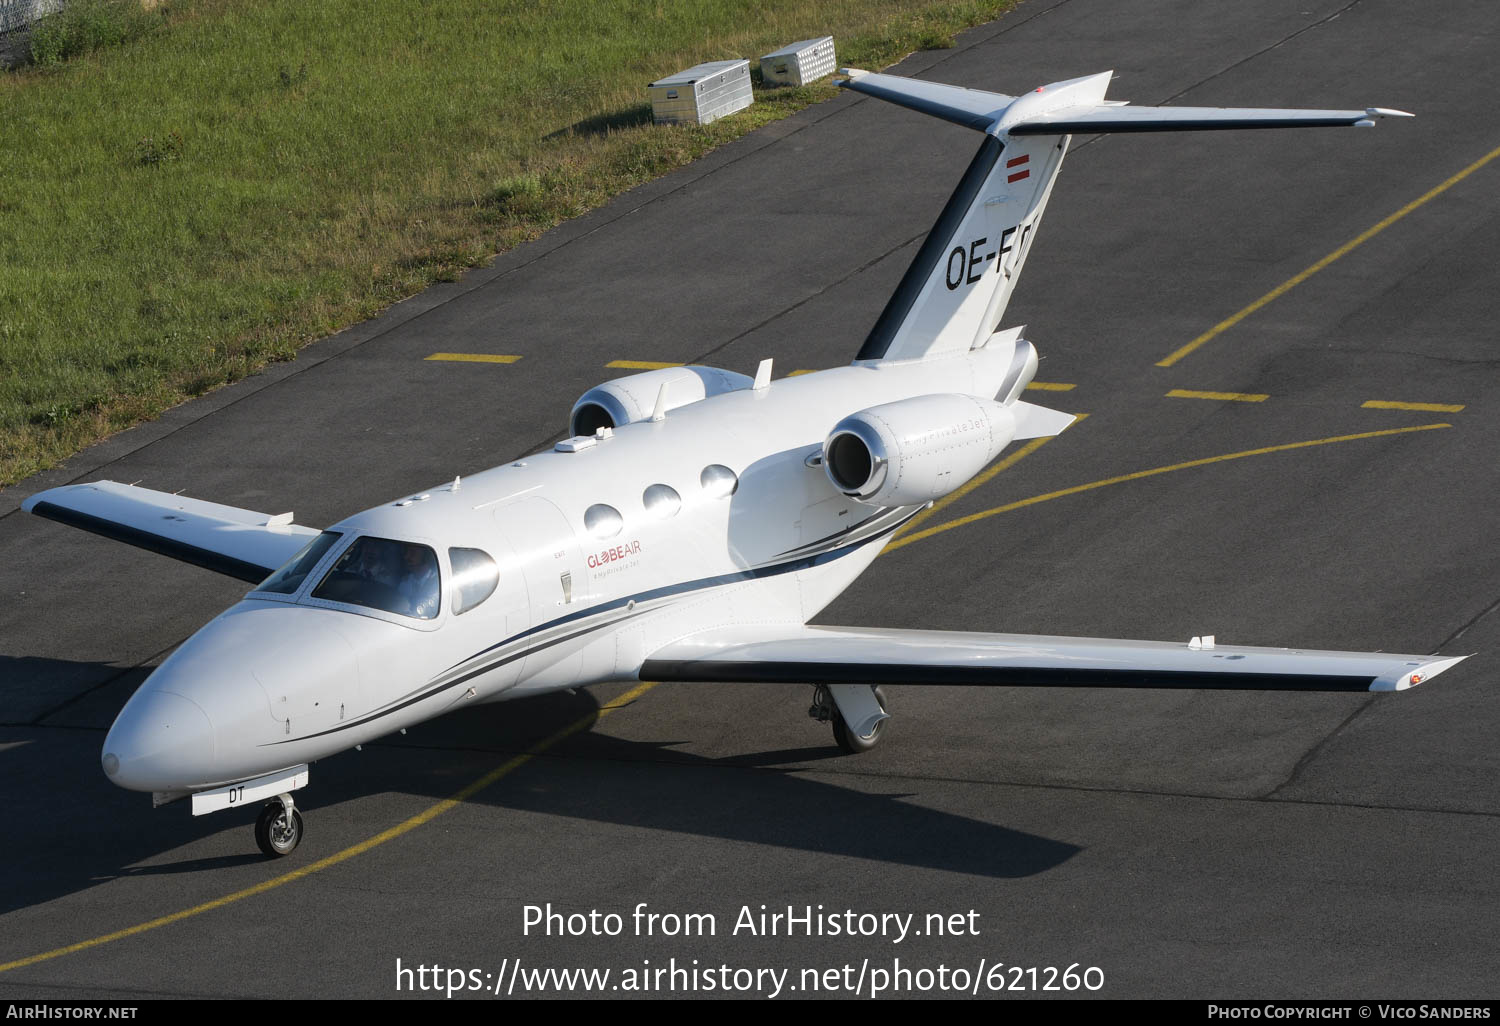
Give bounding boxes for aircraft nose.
[102,689,216,792]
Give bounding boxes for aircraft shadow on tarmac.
[0,662,1079,923]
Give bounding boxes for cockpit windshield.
[256,531,344,595]
[311,536,441,620]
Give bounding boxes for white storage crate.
[648,59,753,125]
[759,36,836,88]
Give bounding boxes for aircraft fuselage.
[103,345,1022,793]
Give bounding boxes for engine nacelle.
[570,366,753,436]
[823,393,1017,506]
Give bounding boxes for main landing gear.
[809,684,888,754]
[254,793,304,858]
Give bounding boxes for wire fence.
[1,0,64,36]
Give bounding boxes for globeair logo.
[587,540,642,569]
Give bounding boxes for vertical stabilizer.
[847,71,1111,363]
[841,69,1408,364]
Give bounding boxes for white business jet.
[24,69,1463,858]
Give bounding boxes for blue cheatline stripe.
[443,504,923,672]
[268,506,925,746]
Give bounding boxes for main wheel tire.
[254,802,304,858]
[832,686,888,754]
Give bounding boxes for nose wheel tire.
[254,800,304,858]
[832,685,887,754]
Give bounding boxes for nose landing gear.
[254,793,304,857]
[809,684,888,754]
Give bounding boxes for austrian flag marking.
[1006,152,1030,183]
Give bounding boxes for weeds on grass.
[25,0,165,67]
[1,0,1018,485]
[135,130,183,165]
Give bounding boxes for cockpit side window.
[256,531,343,595]
[312,536,441,620]
[449,547,499,616]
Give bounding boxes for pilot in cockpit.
[354,540,398,589]
[398,543,440,620]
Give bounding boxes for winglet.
[1368,654,1469,692]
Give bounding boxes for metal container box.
[759,36,836,88]
[648,59,753,125]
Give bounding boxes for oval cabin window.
[584,503,624,538]
[449,547,499,615]
[642,483,682,518]
[700,464,738,499]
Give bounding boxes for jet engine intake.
[823,393,1018,506]
[570,366,753,436]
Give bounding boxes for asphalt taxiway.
[1,0,1496,1000]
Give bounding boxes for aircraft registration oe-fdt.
[23,69,1466,858]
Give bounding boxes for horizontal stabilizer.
[839,67,1411,137]
[22,481,319,583]
[1010,401,1077,440]
[643,626,1466,693]
[838,68,1014,132]
[1006,103,1413,135]
[839,67,1411,365]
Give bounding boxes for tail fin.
[841,69,1412,364]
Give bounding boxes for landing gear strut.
[809,684,888,754]
[254,792,303,858]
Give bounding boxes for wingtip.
[1369,654,1469,692]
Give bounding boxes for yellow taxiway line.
[1166,389,1269,403]
[424,353,522,364]
[0,683,657,975]
[1157,143,1500,368]
[1363,400,1465,414]
[0,420,1455,975]
[885,422,1451,553]
[606,360,682,370]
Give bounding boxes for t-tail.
[840,68,1412,363]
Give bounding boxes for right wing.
[643,625,1466,694]
[23,481,321,583]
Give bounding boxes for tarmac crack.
[1157,0,1366,106]
[24,639,187,726]
[1260,697,1375,800]
[1434,592,1500,651]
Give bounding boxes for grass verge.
[0,0,1016,487]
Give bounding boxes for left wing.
[642,625,1466,694]
[23,481,320,583]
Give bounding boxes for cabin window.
[700,464,738,498]
[256,531,343,595]
[311,536,441,620]
[642,483,682,519]
[449,547,499,615]
[584,503,623,538]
